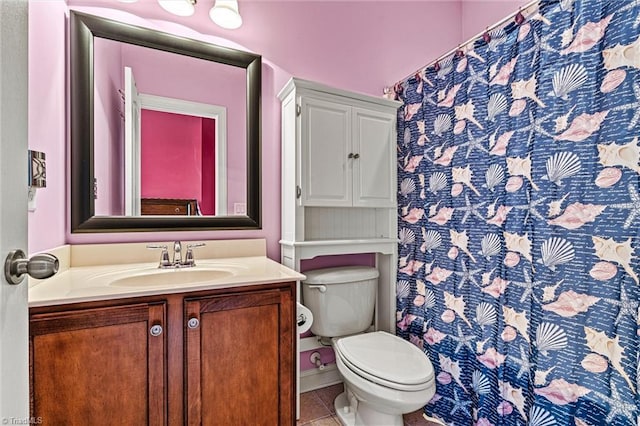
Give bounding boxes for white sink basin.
[109,268,234,288]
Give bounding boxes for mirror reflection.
[93,37,247,217]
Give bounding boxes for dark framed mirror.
[70,11,261,232]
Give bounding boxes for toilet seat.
[334,331,434,392]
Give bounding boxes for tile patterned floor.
[297,383,441,426]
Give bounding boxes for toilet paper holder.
[296,302,313,334]
[297,313,307,327]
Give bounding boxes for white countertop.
[29,256,305,307]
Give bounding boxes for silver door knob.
[4,249,59,285]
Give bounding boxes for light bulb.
[209,0,242,29]
[158,0,196,17]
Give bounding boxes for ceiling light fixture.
[157,0,197,17]
[151,0,243,29]
[209,0,243,29]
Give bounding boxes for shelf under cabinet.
[280,238,397,259]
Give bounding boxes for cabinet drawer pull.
[149,324,163,337]
[187,318,200,329]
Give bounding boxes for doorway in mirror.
[123,66,228,217]
[140,109,216,216]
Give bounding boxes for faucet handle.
[184,243,206,267]
[147,244,171,268]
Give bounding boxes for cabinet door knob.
[187,318,200,329]
[347,153,354,159]
[353,153,360,159]
[149,324,163,337]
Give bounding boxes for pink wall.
[461,0,531,41]
[67,1,464,96]
[28,1,67,254]
[141,110,203,202]
[30,1,526,258]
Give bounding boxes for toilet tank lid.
[302,266,379,285]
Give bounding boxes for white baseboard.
[299,363,342,393]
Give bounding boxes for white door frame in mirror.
[124,66,141,216]
[124,71,228,216]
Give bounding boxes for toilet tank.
[302,266,378,338]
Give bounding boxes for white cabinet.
[297,89,397,208]
[351,107,396,208]
[278,76,400,243]
[278,78,402,418]
[300,96,352,206]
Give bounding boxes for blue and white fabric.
[395,0,640,424]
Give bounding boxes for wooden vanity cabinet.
[29,302,167,425]
[184,289,294,425]
[29,282,295,426]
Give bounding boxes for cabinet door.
[352,107,396,208]
[184,288,294,426]
[30,303,166,426]
[300,96,352,206]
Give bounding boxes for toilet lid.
[335,331,434,389]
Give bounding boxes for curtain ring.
[455,45,465,58]
[482,28,491,43]
[515,8,525,25]
[434,61,441,72]
[394,82,404,96]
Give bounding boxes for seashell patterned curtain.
[394,0,639,424]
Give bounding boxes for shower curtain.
[395,0,639,425]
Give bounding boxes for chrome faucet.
[147,241,206,268]
[173,241,183,266]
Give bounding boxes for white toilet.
[302,266,435,426]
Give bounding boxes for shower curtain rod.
[390,0,540,88]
